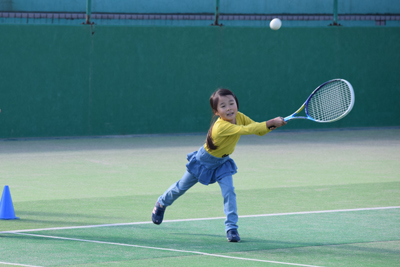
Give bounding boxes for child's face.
[215,95,238,124]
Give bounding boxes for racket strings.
[307,80,353,122]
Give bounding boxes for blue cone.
[0,185,19,220]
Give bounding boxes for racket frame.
[283,79,355,123]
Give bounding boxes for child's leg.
[157,171,198,207]
[218,175,238,232]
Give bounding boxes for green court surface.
[1,128,399,266]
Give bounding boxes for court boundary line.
[1,206,399,234]
[0,261,42,267]
[12,232,323,267]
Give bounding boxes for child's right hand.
[266,117,287,130]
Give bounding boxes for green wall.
[0,25,399,138]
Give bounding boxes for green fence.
[0,25,399,138]
[2,0,399,14]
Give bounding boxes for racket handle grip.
[267,117,288,130]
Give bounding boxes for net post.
[211,0,222,26]
[333,0,338,24]
[330,0,341,26]
[85,0,92,24]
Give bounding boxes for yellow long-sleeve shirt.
[204,112,271,158]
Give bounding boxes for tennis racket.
[283,79,355,123]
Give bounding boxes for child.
[152,88,286,242]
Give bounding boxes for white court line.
[0,261,42,267]
[1,206,399,234]
[12,232,323,267]
[3,207,399,267]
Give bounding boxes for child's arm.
[266,117,287,130]
[216,116,286,137]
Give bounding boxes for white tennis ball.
[270,18,282,30]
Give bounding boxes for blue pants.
[158,170,238,232]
